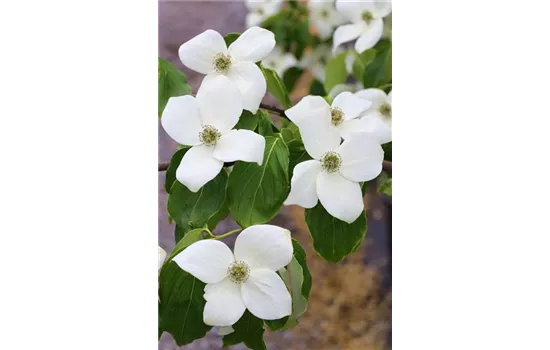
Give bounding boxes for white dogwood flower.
[284,127,384,223]
[285,92,373,141]
[173,225,293,326]
[355,88,392,144]
[299,44,332,82]
[158,246,167,271]
[333,0,392,53]
[245,0,283,28]
[308,0,344,40]
[161,75,265,192]
[178,27,275,113]
[261,46,297,77]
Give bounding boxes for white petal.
[284,95,330,127]
[172,240,234,284]
[203,278,246,326]
[158,246,167,271]
[317,171,363,223]
[328,83,356,99]
[228,26,276,63]
[332,91,372,121]
[241,268,292,320]
[178,29,227,74]
[217,326,234,336]
[234,225,293,271]
[196,75,243,133]
[213,130,265,165]
[176,145,224,193]
[314,18,335,40]
[284,160,322,208]
[335,0,368,23]
[246,13,264,27]
[226,61,266,114]
[354,19,383,53]
[370,0,392,18]
[332,23,365,53]
[336,134,384,182]
[300,115,341,160]
[339,117,392,144]
[161,95,203,146]
[355,88,388,110]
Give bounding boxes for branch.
[260,103,288,119]
[159,160,392,173]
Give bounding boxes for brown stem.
[260,103,288,119]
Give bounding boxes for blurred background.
[158,1,391,349]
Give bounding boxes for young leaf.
[164,148,189,194]
[158,57,192,117]
[305,204,367,263]
[167,171,228,241]
[222,310,266,350]
[158,263,211,346]
[224,32,240,46]
[234,110,259,131]
[283,66,304,93]
[324,51,349,93]
[260,66,292,108]
[363,39,392,88]
[227,136,290,228]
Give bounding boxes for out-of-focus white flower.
[173,225,293,326]
[178,27,275,113]
[161,75,265,192]
[308,0,345,40]
[262,46,297,77]
[355,88,392,144]
[328,81,363,99]
[245,0,283,28]
[158,246,167,271]
[333,0,392,53]
[299,44,332,82]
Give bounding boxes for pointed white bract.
[333,0,392,53]
[172,225,293,326]
[178,27,276,113]
[284,93,385,223]
[245,0,283,28]
[308,0,345,40]
[355,88,392,144]
[158,246,167,271]
[261,46,297,77]
[161,75,266,192]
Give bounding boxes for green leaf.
[234,110,259,131]
[222,310,266,350]
[227,136,290,228]
[164,148,189,194]
[158,262,211,346]
[305,204,367,263]
[224,32,240,46]
[265,239,311,331]
[351,49,377,82]
[309,79,327,96]
[166,227,210,261]
[363,39,392,88]
[324,51,349,93]
[158,57,192,117]
[378,176,392,197]
[257,110,278,136]
[260,66,292,108]
[283,66,304,93]
[382,141,392,161]
[167,171,228,241]
[281,127,312,179]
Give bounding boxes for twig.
[260,103,288,119]
[159,160,392,173]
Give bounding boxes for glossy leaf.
[324,51,349,93]
[222,310,266,350]
[363,39,392,88]
[352,49,376,82]
[260,66,292,108]
[158,57,192,117]
[164,148,189,194]
[234,110,259,131]
[224,32,240,46]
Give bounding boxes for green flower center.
[379,103,392,120]
[320,9,329,18]
[331,107,344,126]
[199,125,221,146]
[362,11,374,24]
[257,8,264,16]
[228,261,250,284]
[321,151,342,173]
[213,53,231,73]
